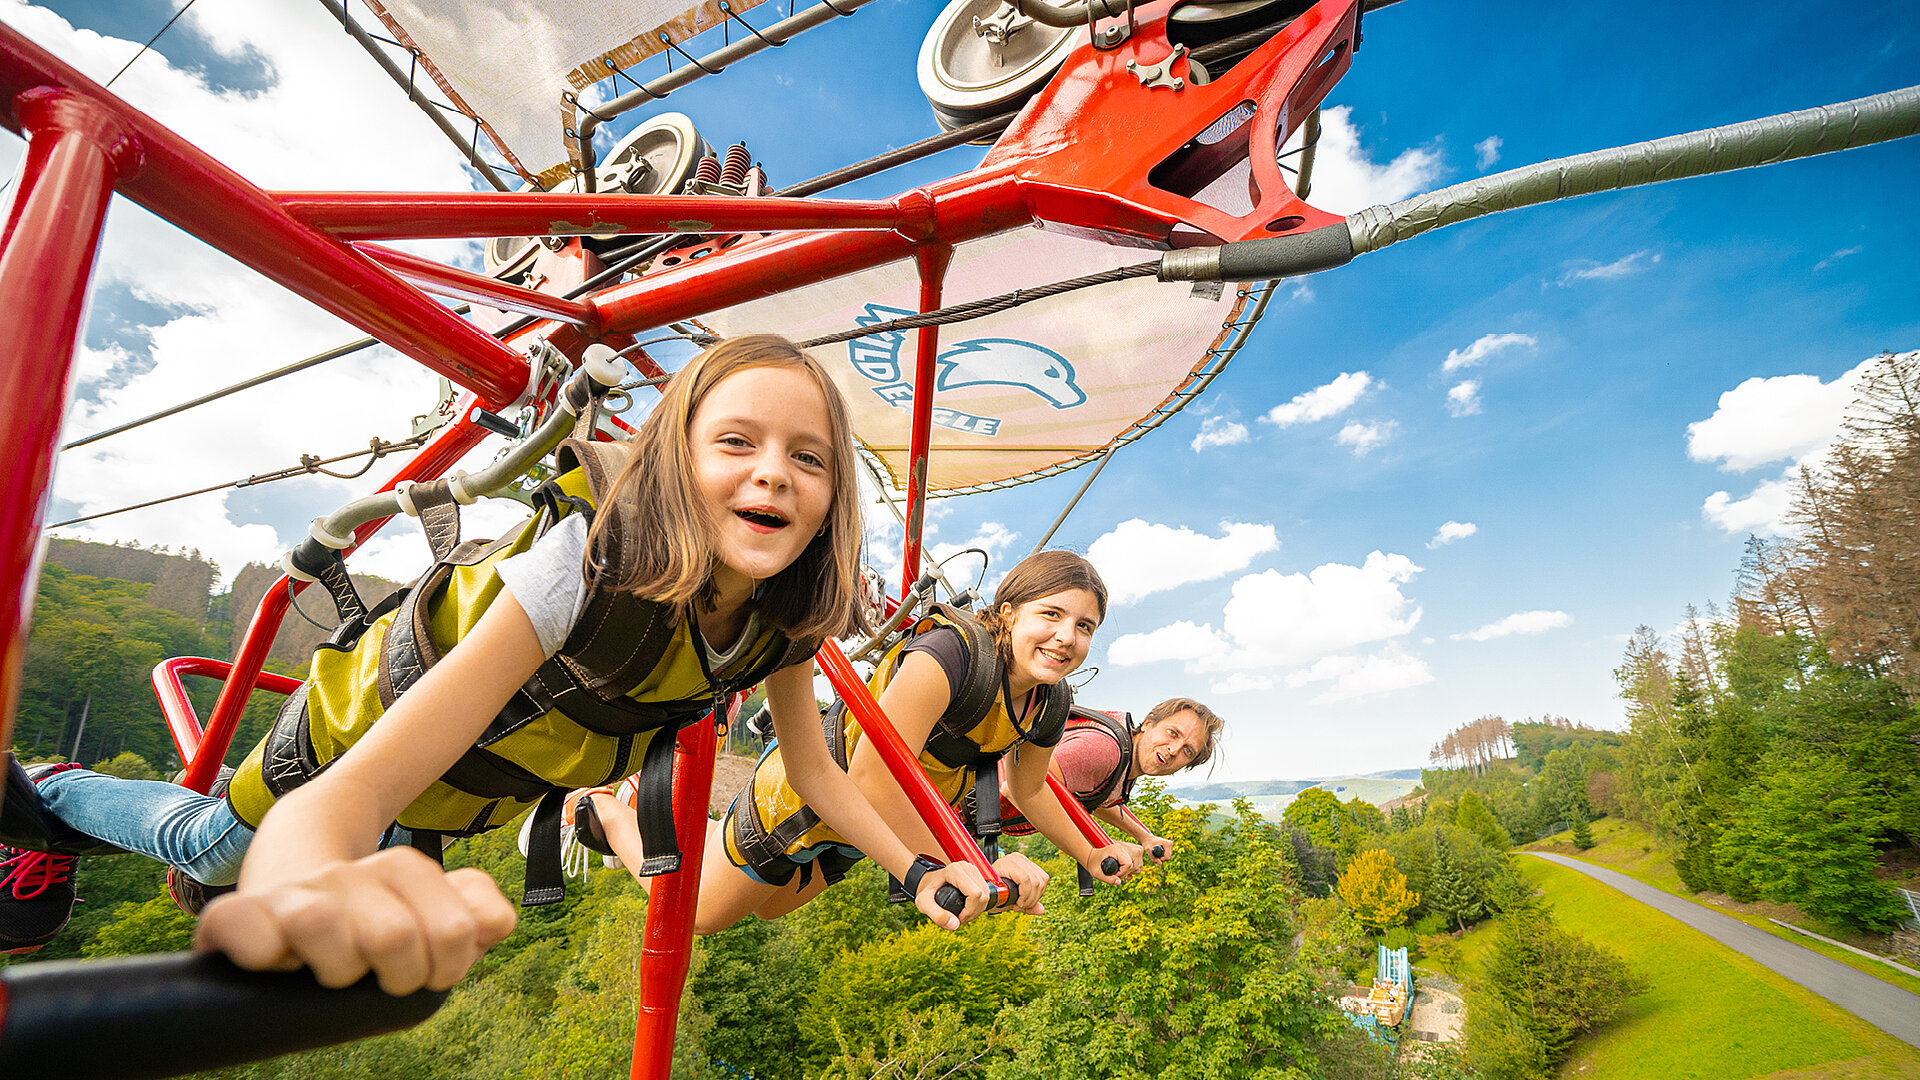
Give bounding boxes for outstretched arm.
[1006,747,1141,886]
[1095,804,1173,864]
[194,591,534,994]
[768,659,989,928]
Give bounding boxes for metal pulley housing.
[918,0,1082,142]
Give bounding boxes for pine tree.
[1424,831,1482,932]
[1570,810,1594,850]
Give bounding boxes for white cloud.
[1107,620,1227,666]
[1446,380,1482,417]
[1263,372,1372,427]
[1087,519,1278,605]
[1702,477,1799,535]
[1687,356,1893,536]
[1209,672,1274,695]
[1813,246,1862,271]
[1336,420,1396,456]
[1474,135,1503,170]
[1284,647,1433,704]
[1191,415,1250,452]
[1443,333,1535,373]
[1556,250,1661,285]
[1428,521,1477,548]
[1453,610,1573,642]
[1686,366,1868,472]
[1291,105,1446,214]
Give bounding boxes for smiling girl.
[561,549,1142,931]
[0,335,993,987]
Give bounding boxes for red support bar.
[629,701,727,1080]
[356,243,601,330]
[1120,806,1153,842]
[813,640,1000,887]
[184,415,491,792]
[277,192,914,241]
[1044,771,1116,852]
[0,88,141,752]
[0,24,532,408]
[899,244,952,598]
[152,657,302,768]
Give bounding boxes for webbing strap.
[407,479,463,562]
[630,726,683,876]
[310,550,369,628]
[408,827,444,867]
[521,790,569,905]
[972,764,1001,843]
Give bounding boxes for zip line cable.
[48,433,433,529]
[105,0,198,89]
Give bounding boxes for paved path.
[1525,852,1920,1049]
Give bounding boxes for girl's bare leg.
[750,867,834,922]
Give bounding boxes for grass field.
[1523,818,1920,999]
[1509,858,1920,1079]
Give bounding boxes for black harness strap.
[521,789,570,905]
[629,724,683,876]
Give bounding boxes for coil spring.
[693,154,721,185]
[720,144,751,187]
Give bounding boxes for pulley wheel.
[1167,0,1315,54]
[484,113,712,278]
[918,0,1081,142]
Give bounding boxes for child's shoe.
[0,846,79,953]
[519,783,631,879]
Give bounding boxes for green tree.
[1423,830,1484,932]
[1453,793,1511,851]
[1716,757,1906,930]
[993,792,1338,1080]
[81,894,194,957]
[1569,811,1595,851]
[805,915,1038,1067]
[1281,786,1348,850]
[1481,905,1649,1064]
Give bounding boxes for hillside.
[1169,770,1424,813]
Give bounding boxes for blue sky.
[7,0,1916,781]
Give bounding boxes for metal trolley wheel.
[483,112,712,279]
[917,0,1081,142]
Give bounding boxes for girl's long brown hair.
[977,549,1109,671]
[589,334,869,643]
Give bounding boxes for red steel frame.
[0,2,1357,1075]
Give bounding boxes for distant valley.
[1166,769,1424,815]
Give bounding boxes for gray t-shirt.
[495,513,765,666]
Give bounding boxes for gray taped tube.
[1348,84,1920,256]
[1158,223,1355,282]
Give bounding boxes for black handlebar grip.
[0,951,446,1080]
[1100,856,1120,876]
[934,883,967,916]
[1151,845,1166,859]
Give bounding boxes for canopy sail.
[700,228,1257,495]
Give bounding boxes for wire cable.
[105,0,199,89]
[47,433,430,529]
[798,262,1160,349]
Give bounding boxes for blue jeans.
[37,769,256,886]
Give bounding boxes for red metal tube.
[899,244,951,598]
[813,640,999,884]
[184,416,490,792]
[1045,771,1116,852]
[153,657,301,767]
[276,192,908,240]
[1120,805,1152,840]
[355,243,601,329]
[0,24,531,408]
[0,88,141,752]
[629,703,726,1080]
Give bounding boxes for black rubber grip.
[0,951,446,1080]
[1151,845,1166,859]
[1100,856,1120,876]
[1216,224,1355,281]
[934,883,966,915]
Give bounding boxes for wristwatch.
[902,854,945,898]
